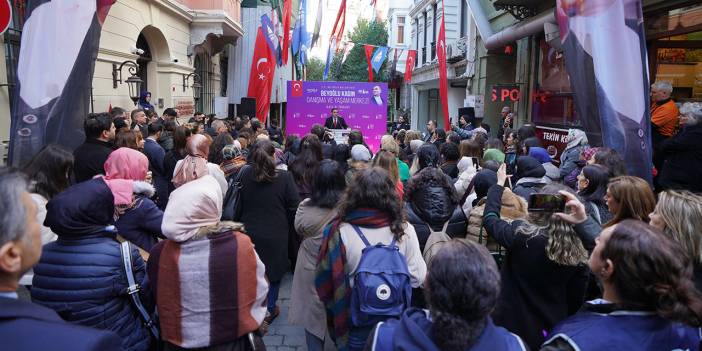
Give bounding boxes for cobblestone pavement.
[263,273,337,351]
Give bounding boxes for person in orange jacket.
[650,81,679,174]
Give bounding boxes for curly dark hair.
[425,239,501,350]
[337,168,406,239]
[405,167,460,205]
[603,220,702,326]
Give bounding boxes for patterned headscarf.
[172,134,212,188]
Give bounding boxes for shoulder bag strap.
[120,241,160,340]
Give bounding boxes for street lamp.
[112,60,143,105]
[183,72,202,102]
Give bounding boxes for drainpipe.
[466,0,556,51]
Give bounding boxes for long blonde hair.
[656,190,702,265]
[516,184,588,266]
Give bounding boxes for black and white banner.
[9,0,114,166]
[557,0,652,182]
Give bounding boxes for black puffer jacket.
[405,184,467,251]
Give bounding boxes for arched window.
[136,33,152,94]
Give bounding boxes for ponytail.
[251,140,277,182]
[432,312,486,350]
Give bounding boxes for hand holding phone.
[552,190,588,224]
[528,193,566,212]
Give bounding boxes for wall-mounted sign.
[491,85,521,102]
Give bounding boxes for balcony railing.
[430,42,436,60]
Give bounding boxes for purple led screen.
[286,80,388,152]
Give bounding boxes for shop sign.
[174,99,195,118]
[535,125,570,164]
[492,85,521,102]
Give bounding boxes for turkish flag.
[281,0,292,64]
[437,5,449,128]
[291,80,303,97]
[248,27,276,124]
[404,50,416,82]
[365,45,375,82]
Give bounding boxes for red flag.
[248,28,276,123]
[437,3,449,128]
[281,0,292,64]
[364,45,375,82]
[404,50,416,82]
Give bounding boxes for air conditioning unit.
[447,41,465,63]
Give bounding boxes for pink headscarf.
[101,147,149,206]
[172,134,212,189]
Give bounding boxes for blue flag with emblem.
[371,46,387,73]
[323,38,337,80]
[291,0,309,66]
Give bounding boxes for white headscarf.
[162,174,222,242]
[565,129,588,150]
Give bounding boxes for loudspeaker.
[228,104,236,119]
[458,107,475,120]
[239,97,256,118]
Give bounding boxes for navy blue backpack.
[350,225,412,327]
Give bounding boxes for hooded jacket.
[513,156,550,200]
[467,188,528,251]
[31,178,152,351]
[114,181,163,251]
[405,171,467,250]
[528,147,560,181]
[369,308,527,351]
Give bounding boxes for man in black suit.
[0,168,121,351]
[324,108,348,129]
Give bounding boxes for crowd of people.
[2,100,702,351]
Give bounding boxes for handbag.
[119,241,160,340]
[222,165,250,221]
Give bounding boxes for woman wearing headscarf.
[559,129,589,179]
[220,141,247,179]
[172,133,228,196]
[148,174,269,350]
[138,91,155,111]
[106,148,164,252]
[32,177,153,351]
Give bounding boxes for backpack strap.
[120,241,160,340]
[428,221,450,236]
[352,225,397,248]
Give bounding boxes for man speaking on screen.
[324,108,349,129]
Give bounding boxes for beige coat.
[467,189,528,251]
[288,199,338,339]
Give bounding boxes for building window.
[397,16,405,44]
[220,50,228,97]
[460,0,467,38]
[415,18,420,66]
[532,39,576,127]
[432,3,437,60]
[423,11,429,63]
[195,52,214,114]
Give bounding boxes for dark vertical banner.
[9,0,114,167]
[556,0,652,182]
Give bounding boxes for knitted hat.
[351,144,371,162]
